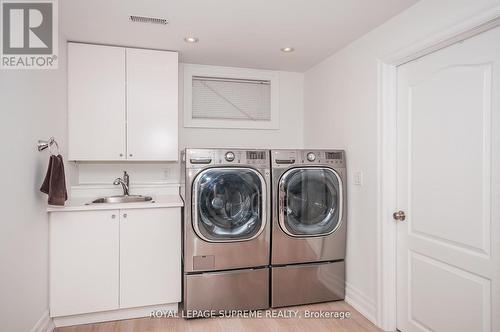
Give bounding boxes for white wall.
[303,0,500,323]
[76,66,303,185]
[0,41,68,332]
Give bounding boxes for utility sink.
[90,195,154,204]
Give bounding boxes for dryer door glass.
[193,168,266,242]
[279,168,342,237]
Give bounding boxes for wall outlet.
[353,171,363,186]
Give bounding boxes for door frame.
[376,6,500,331]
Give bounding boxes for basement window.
[183,64,279,129]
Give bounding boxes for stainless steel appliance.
[182,148,271,312]
[270,149,347,307]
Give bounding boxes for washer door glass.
[194,168,265,242]
[279,168,342,237]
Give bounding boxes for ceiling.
[60,0,419,72]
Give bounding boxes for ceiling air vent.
[129,15,168,25]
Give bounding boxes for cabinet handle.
[123,213,127,218]
[129,154,133,157]
[119,153,123,157]
[111,214,116,219]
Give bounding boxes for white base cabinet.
[49,208,181,318]
[119,208,181,308]
[50,210,120,317]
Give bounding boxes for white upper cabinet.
[126,49,178,161]
[68,43,126,161]
[68,43,178,161]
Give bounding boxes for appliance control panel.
[216,150,269,166]
[272,150,345,168]
[300,150,345,166]
[186,149,269,167]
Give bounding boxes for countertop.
[47,194,184,212]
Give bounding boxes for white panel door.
[396,27,500,332]
[50,210,120,317]
[68,43,126,161]
[126,48,178,161]
[119,208,181,308]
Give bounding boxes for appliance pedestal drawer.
[184,267,269,312]
[271,261,345,308]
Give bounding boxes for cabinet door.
[68,43,126,161]
[50,210,120,317]
[119,208,181,308]
[126,49,178,161]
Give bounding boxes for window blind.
[192,76,271,121]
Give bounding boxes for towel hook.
[38,137,60,155]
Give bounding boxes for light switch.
[354,171,363,186]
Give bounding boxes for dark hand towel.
[40,154,68,206]
[40,154,53,195]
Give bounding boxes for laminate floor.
[56,301,382,332]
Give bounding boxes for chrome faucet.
[113,171,130,196]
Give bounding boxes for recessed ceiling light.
[281,47,295,53]
[184,36,199,43]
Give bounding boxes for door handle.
[393,210,406,222]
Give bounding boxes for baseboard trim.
[52,303,178,327]
[31,310,55,332]
[345,282,377,325]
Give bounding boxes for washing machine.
[182,148,271,312]
[270,149,347,308]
